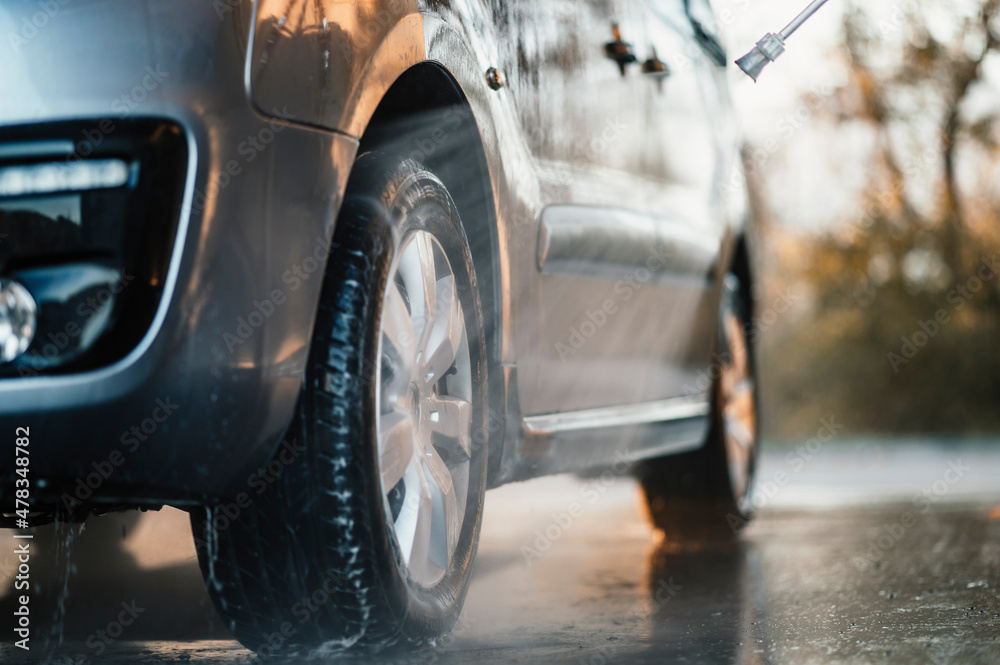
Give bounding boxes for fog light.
[0,279,36,363]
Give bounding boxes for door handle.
[604,23,637,76]
[641,46,671,87]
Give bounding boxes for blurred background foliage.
[752,0,1000,439]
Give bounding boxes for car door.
[503,0,729,416]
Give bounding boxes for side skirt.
[510,395,710,480]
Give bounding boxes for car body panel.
[0,0,358,500]
[248,0,426,138]
[505,0,729,417]
[0,0,750,506]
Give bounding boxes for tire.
[636,274,758,545]
[191,154,489,657]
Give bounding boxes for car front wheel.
[191,154,489,656]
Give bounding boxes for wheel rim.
[720,300,756,502]
[376,229,473,588]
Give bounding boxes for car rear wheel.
[191,154,488,656]
[636,274,758,545]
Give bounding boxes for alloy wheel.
[376,229,473,587]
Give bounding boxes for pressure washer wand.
[735,0,832,82]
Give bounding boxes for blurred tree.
[759,0,1000,438]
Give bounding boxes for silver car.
[0,0,758,655]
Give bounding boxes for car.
[0,0,758,656]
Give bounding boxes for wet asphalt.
[1,439,998,664]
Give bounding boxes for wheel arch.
[354,61,506,485]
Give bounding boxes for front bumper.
[0,0,359,507]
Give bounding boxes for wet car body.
[0,0,751,512]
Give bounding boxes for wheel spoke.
[378,410,414,491]
[725,378,754,416]
[725,314,748,366]
[392,462,426,562]
[421,274,464,385]
[398,233,438,345]
[724,378,755,447]
[726,417,755,452]
[415,232,439,322]
[378,411,413,492]
[423,444,459,567]
[405,466,436,581]
[423,443,455,501]
[382,283,416,374]
[427,394,473,458]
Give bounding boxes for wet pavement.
[1,439,999,664]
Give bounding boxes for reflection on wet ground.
[1,440,998,663]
